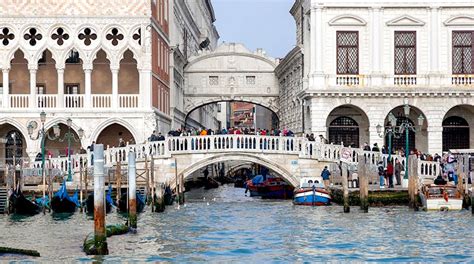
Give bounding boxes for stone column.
[57,68,64,108]
[370,7,383,86]
[310,7,317,75]
[139,69,152,109]
[3,69,9,108]
[427,126,443,155]
[111,68,119,109]
[84,67,92,108]
[429,6,441,86]
[29,67,37,108]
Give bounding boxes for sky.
[212,0,296,58]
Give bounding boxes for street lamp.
[376,104,425,184]
[57,118,84,181]
[28,111,60,206]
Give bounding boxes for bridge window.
[443,116,469,151]
[209,76,219,85]
[329,116,359,147]
[246,76,256,85]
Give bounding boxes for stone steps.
[0,187,7,214]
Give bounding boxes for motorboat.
[245,175,294,199]
[419,184,463,211]
[293,177,331,206]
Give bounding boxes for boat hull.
[51,196,77,213]
[9,192,41,215]
[118,193,145,213]
[419,193,463,211]
[85,194,112,214]
[293,188,331,206]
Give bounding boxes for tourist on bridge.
[363,142,371,151]
[395,159,403,185]
[386,161,394,188]
[372,143,380,152]
[321,166,331,190]
[148,130,158,141]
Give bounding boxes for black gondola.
[85,186,114,214]
[8,189,41,215]
[118,192,145,213]
[51,181,78,213]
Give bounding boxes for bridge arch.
[177,153,299,187]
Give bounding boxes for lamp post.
[58,118,84,181]
[376,104,425,184]
[28,111,58,206]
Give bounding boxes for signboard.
[340,147,353,162]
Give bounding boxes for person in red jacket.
[386,161,394,188]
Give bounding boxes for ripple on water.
[0,185,473,262]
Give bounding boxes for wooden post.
[180,173,185,204]
[154,182,165,212]
[93,144,108,255]
[150,155,155,212]
[79,161,83,212]
[174,158,179,204]
[342,162,350,213]
[408,155,419,210]
[5,165,10,214]
[128,151,137,230]
[358,157,368,212]
[115,161,121,206]
[84,164,88,205]
[145,156,150,204]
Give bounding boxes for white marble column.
[29,67,37,108]
[111,68,119,109]
[57,68,64,108]
[84,68,92,108]
[310,7,317,75]
[139,69,152,109]
[427,126,443,155]
[370,7,383,86]
[3,69,9,108]
[429,6,441,86]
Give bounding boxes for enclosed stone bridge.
[30,135,441,189]
[183,43,280,117]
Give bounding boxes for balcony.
[451,74,474,86]
[331,75,366,87]
[3,94,141,110]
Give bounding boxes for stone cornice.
[297,89,473,99]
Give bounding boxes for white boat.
[419,184,463,211]
[293,177,331,206]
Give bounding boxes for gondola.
[51,181,79,213]
[85,185,114,214]
[8,187,41,215]
[118,192,145,213]
[204,177,219,189]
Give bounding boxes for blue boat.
[51,180,79,213]
[293,177,331,206]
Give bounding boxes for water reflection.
[0,185,473,262]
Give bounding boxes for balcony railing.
[452,74,474,86]
[335,75,364,87]
[119,94,139,108]
[9,95,29,108]
[37,95,57,108]
[393,75,417,86]
[92,94,111,108]
[64,94,84,108]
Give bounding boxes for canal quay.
[1,0,474,262]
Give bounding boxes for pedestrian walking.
[321,166,331,190]
[395,159,403,185]
[386,161,394,188]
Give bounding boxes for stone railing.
[26,135,441,180]
[9,95,29,108]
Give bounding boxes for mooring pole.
[79,161,83,212]
[408,155,418,210]
[93,144,108,255]
[358,157,369,213]
[128,151,137,230]
[150,155,155,212]
[116,161,121,206]
[342,162,350,213]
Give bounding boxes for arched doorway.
[326,105,369,148]
[328,116,359,147]
[386,116,415,153]
[96,123,135,148]
[442,116,469,151]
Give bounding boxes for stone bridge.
[28,134,442,189]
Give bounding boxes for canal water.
[1,185,473,262]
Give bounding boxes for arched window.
[5,130,23,166]
[329,116,359,147]
[443,116,469,151]
[386,117,415,153]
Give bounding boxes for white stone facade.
[282,0,474,155]
[169,0,221,130]
[0,0,165,164]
